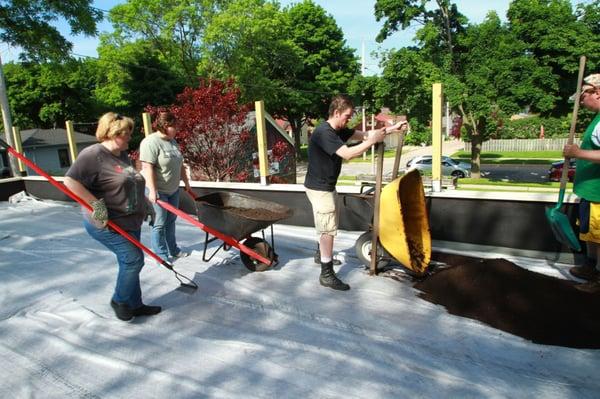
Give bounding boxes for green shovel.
[545,55,586,252]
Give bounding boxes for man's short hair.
[328,94,354,117]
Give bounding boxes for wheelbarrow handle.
[185,187,198,200]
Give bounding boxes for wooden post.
[65,120,78,163]
[142,112,152,137]
[369,142,385,275]
[431,83,443,192]
[11,126,25,175]
[255,100,269,185]
[0,55,19,176]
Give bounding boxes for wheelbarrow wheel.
[355,232,390,269]
[240,237,276,272]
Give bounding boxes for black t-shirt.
[304,121,354,191]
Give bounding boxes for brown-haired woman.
[139,111,191,262]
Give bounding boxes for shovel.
[545,55,586,252]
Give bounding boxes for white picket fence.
[463,138,580,152]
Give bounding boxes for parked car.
[548,159,576,182]
[406,155,471,178]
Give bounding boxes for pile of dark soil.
[414,252,600,349]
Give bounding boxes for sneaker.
[173,251,190,259]
[569,264,600,281]
[132,304,162,317]
[313,250,342,266]
[110,300,134,321]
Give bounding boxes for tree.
[200,0,303,127]
[3,59,101,128]
[94,39,185,117]
[446,13,554,175]
[375,0,467,73]
[374,0,555,177]
[282,0,359,157]
[107,0,230,84]
[507,0,600,114]
[0,0,102,61]
[201,0,359,159]
[149,79,252,181]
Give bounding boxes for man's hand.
[563,144,580,158]
[90,198,108,228]
[386,120,409,134]
[367,128,386,144]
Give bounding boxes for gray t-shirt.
[66,143,146,231]
[139,133,184,194]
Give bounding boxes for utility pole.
[0,55,18,176]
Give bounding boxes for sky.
[0,0,514,75]
[1,194,599,397]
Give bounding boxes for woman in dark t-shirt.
[65,112,161,321]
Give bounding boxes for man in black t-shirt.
[304,95,408,290]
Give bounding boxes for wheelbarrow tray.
[195,191,293,240]
[379,169,431,275]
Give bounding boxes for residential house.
[0,128,97,176]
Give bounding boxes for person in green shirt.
[563,73,600,283]
[140,111,191,262]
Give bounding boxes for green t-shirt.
[139,132,184,194]
[574,113,600,202]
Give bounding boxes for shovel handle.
[561,55,586,191]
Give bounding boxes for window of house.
[58,149,71,168]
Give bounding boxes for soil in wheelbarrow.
[414,252,600,349]
[221,206,285,221]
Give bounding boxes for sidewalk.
[296,140,465,184]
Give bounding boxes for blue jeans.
[84,219,144,308]
[151,189,181,260]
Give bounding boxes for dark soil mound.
[414,252,600,349]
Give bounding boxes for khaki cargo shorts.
[305,188,338,236]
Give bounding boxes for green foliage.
[107,0,229,84]
[94,39,184,116]
[495,116,569,139]
[404,121,431,146]
[3,59,101,128]
[507,0,600,115]
[201,0,302,109]
[0,0,102,61]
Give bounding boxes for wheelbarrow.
[351,134,432,277]
[157,191,293,271]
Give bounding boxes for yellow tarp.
[379,169,431,275]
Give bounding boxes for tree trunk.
[289,119,303,160]
[470,133,482,179]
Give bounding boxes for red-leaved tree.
[146,79,252,182]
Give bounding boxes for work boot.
[319,261,350,291]
[574,280,600,294]
[314,249,342,265]
[132,304,162,317]
[110,300,134,321]
[569,259,599,281]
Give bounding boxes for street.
[480,164,552,183]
